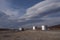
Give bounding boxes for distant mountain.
[49,24,60,30]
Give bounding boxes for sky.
[0,0,60,28]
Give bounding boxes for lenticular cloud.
[23,0,60,19]
[20,0,60,26]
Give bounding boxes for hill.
[49,24,60,30]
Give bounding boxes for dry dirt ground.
[0,30,60,40]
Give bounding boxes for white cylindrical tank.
[33,26,36,30]
[41,25,47,30]
[19,28,22,31]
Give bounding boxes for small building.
[41,25,47,30]
[19,28,22,31]
[33,26,37,30]
[19,28,24,31]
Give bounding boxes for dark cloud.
[0,0,60,28]
[19,0,60,27]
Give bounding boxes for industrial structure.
[33,26,37,30]
[41,25,47,30]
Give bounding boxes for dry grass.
[0,30,60,40]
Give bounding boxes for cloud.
[20,0,60,26]
[0,0,31,28]
[21,0,60,19]
[0,0,26,20]
[0,0,60,28]
[0,0,22,28]
[0,11,20,28]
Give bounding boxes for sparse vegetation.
[0,30,60,40]
[0,25,60,40]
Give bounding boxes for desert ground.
[0,30,60,40]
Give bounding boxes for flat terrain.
[0,30,60,40]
